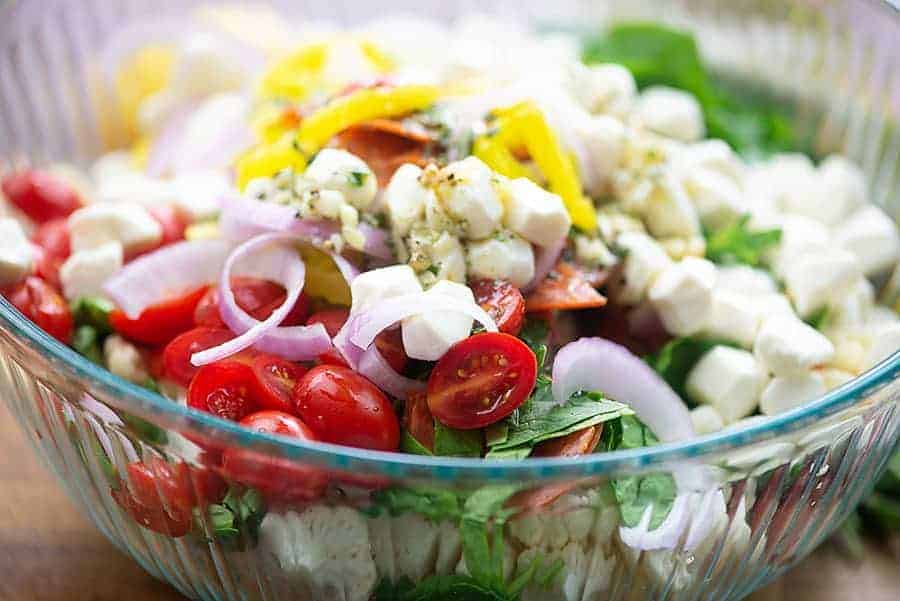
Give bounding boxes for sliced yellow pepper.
[130,136,151,170]
[115,45,175,139]
[235,133,307,191]
[492,102,597,232]
[300,246,351,306]
[185,221,220,241]
[472,135,536,182]
[258,43,327,101]
[252,102,302,145]
[359,40,395,74]
[295,85,440,155]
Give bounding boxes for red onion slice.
[174,121,255,175]
[523,235,566,294]
[358,345,426,399]
[146,104,198,178]
[104,239,233,319]
[551,337,694,442]
[358,223,393,260]
[218,195,340,243]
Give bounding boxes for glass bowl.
[1,1,899,600]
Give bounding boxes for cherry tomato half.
[31,218,70,288]
[525,262,607,313]
[293,365,400,451]
[531,425,602,458]
[471,279,526,336]
[5,276,73,343]
[188,360,260,422]
[163,327,235,387]
[426,332,536,430]
[250,354,308,414]
[220,411,328,503]
[110,285,208,345]
[1,169,81,223]
[194,277,309,328]
[402,391,435,453]
[112,459,225,537]
[306,308,407,372]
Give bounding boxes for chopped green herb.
[72,325,104,364]
[348,170,369,187]
[517,318,549,372]
[400,429,433,456]
[70,296,114,334]
[364,487,466,523]
[804,306,830,331]
[434,422,483,457]
[704,214,782,268]
[196,486,267,551]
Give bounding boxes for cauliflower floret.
[391,513,442,582]
[258,506,377,601]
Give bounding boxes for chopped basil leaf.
[70,296,114,334]
[518,318,549,371]
[197,486,267,550]
[434,422,482,457]
[364,487,466,523]
[72,325,104,364]
[348,171,369,187]
[804,306,830,331]
[704,215,782,268]
[400,429,433,456]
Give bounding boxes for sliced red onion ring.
[218,194,340,242]
[358,222,393,260]
[104,239,233,319]
[551,337,693,442]
[358,345,426,399]
[175,121,255,175]
[523,235,566,294]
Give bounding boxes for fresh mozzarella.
[760,372,827,415]
[428,232,467,283]
[304,148,378,210]
[648,257,716,336]
[745,153,816,215]
[771,214,830,277]
[616,232,673,305]
[817,367,854,390]
[576,115,626,195]
[690,405,726,435]
[0,218,34,286]
[574,235,616,268]
[834,205,900,276]
[466,233,535,288]
[643,174,701,239]
[97,171,175,206]
[702,289,761,349]
[349,264,422,315]
[435,157,504,240]
[715,265,777,296]
[677,140,745,185]
[811,155,867,225]
[635,86,705,142]
[59,242,124,300]
[754,315,835,376]
[502,178,571,247]
[682,167,744,230]
[103,334,150,383]
[865,322,900,368]
[384,164,432,236]
[579,63,636,116]
[68,202,163,254]
[782,248,860,318]
[686,346,769,423]
[402,280,476,361]
[170,170,230,221]
[828,277,874,327]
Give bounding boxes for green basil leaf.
[72,325,104,364]
[400,430,433,456]
[434,422,482,457]
[704,215,782,268]
[70,296,114,334]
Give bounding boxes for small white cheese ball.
[466,232,535,288]
[754,315,835,376]
[648,257,716,336]
[502,177,571,247]
[349,264,422,315]
[402,280,476,361]
[616,232,673,305]
[782,248,860,318]
[811,155,867,225]
[59,242,124,300]
[96,171,175,206]
[682,168,744,230]
[0,217,34,286]
[644,175,701,239]
[580,63,636,116]
[834,205,900,276]
[690,405,726,435]
[771,214,831,277]
[384,164,432,236]
[304,149,378,210]
[702,289,762,349]
[68,202,162,255]
[715,265,778,296]
[170,170,231,221]
[686,346,769,423]
[576,115,626,195]
[635,86,705,142]
[435,156,504,240]
[865,321,900,369]
[760,372,826,416]
[103,334,150,383]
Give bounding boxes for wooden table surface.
[1,399,898,601]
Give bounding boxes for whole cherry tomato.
[471,279,526,336]
[188,360,260,422]
[306,308,407,372]
[111,459,225,537]
[402,391,435,453]
[194,277,309,328]
[249,354,308,414]
[163,327,234,387]
[426,332,536,430]
[110,285,208,345]
[220,411,328,502]
[5,276,73,343]
[1,169,81,223]
[31,218,70,288]
[293,365,400,451]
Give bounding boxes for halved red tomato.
[525,262,607,313]
[471,279,525,335]
[220,411,328,503]
[194,277,309,328]
[426,332,537,430]
[306,308,407,372]
[31,218,70,288]
[187,360,260,422]
[1,169,81,223]
[110,285,209,345]
[5,276,73,343]
[249,354,307,414]
[163,327,234,386]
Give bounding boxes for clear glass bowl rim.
[4,294,898,480]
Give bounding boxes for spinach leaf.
[803,306,830,331]
[645,337,732,403]
[373,575,511,601]
[400,430,433,456]
[434,422,483,457]
[704,215,782,267]
[601,415,677,530]
[363,487,466,523]
[72,325,104,364]
[518,318,549,371]
[196,487,266,551]
[70,296,114,334]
